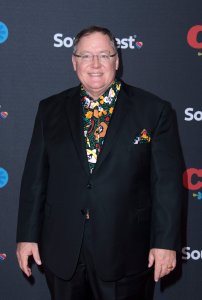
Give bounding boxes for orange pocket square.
[133,129,151,144]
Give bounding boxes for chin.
[86,82,106,90]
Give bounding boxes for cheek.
[76,65,86,78]
[105,66,117,77]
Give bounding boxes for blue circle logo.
[0,22,9,44]
[0,167,9,188]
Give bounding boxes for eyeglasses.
[73,52,117,63]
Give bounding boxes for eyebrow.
[75,50,113,54]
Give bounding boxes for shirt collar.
[80,79,121,107]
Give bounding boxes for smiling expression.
[72,32,119,99]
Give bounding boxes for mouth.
[88,73,103,77]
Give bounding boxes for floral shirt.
[81,79,121,174]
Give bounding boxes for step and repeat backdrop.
[0,1,201,299]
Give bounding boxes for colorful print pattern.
[81,79,121,173]
[133,129,151,144]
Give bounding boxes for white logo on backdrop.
[54,34,74,48]
[53,33,143,50]
[184,108,202,121]
[182,247,202,260]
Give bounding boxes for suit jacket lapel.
[64,86,90,176]
[92,83,131,175]
[64,82,132,177]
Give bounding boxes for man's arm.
[149,102,184,281]
[16,102,49,276]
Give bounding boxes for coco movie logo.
[53,33,143,50]
[187,25,202,56]
[183,168,202,200]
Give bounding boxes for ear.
[72,55,77,71]
[115,55,119,70]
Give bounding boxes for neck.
[83,80,116,100]
[86,90,105,100]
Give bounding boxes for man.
[16,26,184,300]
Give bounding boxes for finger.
[154,263,162,282]
[16,251,24,271]
[159,266,169,279]
[16,252,22,269]
[21,255,32,277]
[163,259,176,275]
[18,258,23,270]
[32,246,42,265]
[148,252,155,268]
[172,260,177,269]
[159,264,175,278]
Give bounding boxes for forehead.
[76,32,113,52]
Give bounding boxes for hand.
[148,248,176,282]
[16,242,42,277]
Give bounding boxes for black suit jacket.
[16,82,184,281]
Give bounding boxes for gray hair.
[73,25,118,53]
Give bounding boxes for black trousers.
[44,218,155,300]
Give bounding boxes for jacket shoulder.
[39,86,79,108]
[122,82,171,109]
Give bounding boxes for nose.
[91,55,101,67]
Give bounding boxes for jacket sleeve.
[16,101,49,242]
[150,102,184,251]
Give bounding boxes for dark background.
[0,1,201,299]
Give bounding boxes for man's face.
[72,32,119,98]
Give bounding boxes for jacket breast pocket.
[128,143,151,152]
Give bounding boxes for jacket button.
[87,183,92,189]
[80,209,90,219]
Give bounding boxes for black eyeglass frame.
[73,53,117,59]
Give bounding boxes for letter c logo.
[187,25,202,49]
[183,168,202,190]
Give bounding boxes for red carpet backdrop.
[0,0,201,299]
